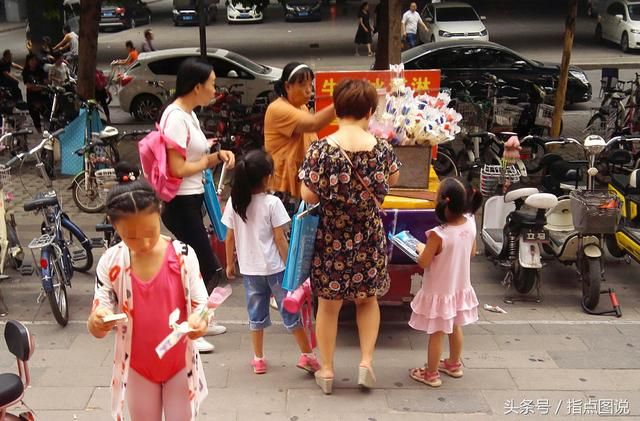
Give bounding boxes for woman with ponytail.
[408,177,482,388]
[88,162,210,420]
[158,58,236,351]
[264,61,336,210]
[221,150,319,375]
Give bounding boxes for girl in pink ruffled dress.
[409,178,483,387]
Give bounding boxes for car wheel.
[595,24,602,42]
[621,32,630,53]
[131,94,162,122]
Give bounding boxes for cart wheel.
[582,257,602,310]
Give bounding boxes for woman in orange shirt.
[264,62,335,209]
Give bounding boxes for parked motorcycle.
[482,186,557,299]
[542,135,621,310]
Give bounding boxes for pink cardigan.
[92,238,209,420]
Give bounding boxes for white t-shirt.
[159,103,209,196]
[69,32,79,55]
[48,63,70,86]
[221,194,291,276]
[402,10,421,35]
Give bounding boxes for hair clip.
[128,172,136,181]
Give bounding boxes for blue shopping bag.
[282,201,320,292]
[203,168,227,241]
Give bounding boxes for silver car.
[118,47,282,121]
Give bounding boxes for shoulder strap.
[160,107,191,146]
[327,136,386,215]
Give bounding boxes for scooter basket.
[479,164,520,197]
[95,168,117,201]
[569,190,620,234]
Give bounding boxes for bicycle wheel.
[62,223,94,273]
[72,171,105,213]
[44,249,69,326]
[433,149,458,178]
[519,137,546,174]
[6,220,23,269]
[585,113,610,138]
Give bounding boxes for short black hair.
[106,162,161,223]
[63,24,71,33]
[274,61,314,98]
[125,40,134,49]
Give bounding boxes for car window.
[435,6,479,22]
[224,51,269,75]
[477,48,520,68]
[147,57,188,75]
[415,48,478,69]
[628,4,640,20]
[207,57,254,79]
[607,2,625,15]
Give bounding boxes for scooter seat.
[504,187,539,203]
[525,193,558,210]
[0,372,23,406]
[98,126,119,141]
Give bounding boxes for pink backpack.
[138,109,190,202]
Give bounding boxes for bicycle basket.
[479,164,520,197]
[534,104,554,128]
[95,168,117,201]
[455,102,488,135]
[569,190,620,234]
[89,144,113,171]
[493,103,523,130]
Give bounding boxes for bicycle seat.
[98,126,119,140]
[504,187,539,203]
[95,223,114,233]
[23,191,59,212]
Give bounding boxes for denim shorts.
[242,271,301,331]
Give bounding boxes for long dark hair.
[231,150,274,222]
[157,58,213,122]
[435,178,483,224]
[106,162,161,223]
[274,61,314,98]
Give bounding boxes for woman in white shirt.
[159,58,235,350]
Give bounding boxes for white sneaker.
[195,337,215,353]
[205,321,227,336]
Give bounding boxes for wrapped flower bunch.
[369,64,462,146]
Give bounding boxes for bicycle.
[9,129,94,326]
[585,73,640,138]
[72,126,150,213]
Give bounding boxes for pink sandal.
[251,357,267,374]
[409,366,442,387]
[438,359,463,378]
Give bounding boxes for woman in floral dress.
[300,79,401,394]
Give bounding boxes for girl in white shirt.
[159,58,235,351]
[222,149,319,375]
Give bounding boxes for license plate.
[299,11,308,16]
[240,13,250,17]
[523,229,548,243]
[520,147,531,160]
[184,15,193,20]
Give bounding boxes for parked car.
[226,0,264,23]
[595,0,640,52]
[419,2,488,44]
[402,40,592,104]
[99,0,152,31]
[118,47,282,121]
[283,0,322,21]
[173,0,218,26]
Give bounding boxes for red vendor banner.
[314,69,441,138]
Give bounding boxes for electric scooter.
[482,186,558,302]
[606,168,640,263]
[543,135,621,311]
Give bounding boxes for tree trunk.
[77,0,101,101]
[552,0,577,136]
[373,0,402,70]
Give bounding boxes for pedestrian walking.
[222,149,320,375]
[354,2,373,56]
[159,58,235,352]
[299,79,401,394]
[408,178,482,387]
[264,61,335,213]
[401,2,427,49]
[87,162,209,421]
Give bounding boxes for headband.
[287,64,310,82]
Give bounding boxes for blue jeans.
[405,32,418,49]
[243,271,301,331]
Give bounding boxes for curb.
[0,23,25,34]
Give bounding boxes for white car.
[418,2,489,44]
[596,0,640,52]
[226,1,263,23]
[118,48,282,121]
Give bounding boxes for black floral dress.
[299,137,401,301]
